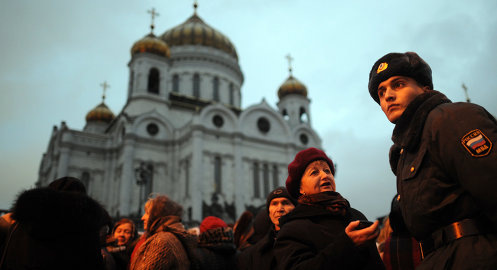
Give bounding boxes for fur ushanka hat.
[368,52,433,104]
[285,147,335,199]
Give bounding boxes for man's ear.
[422,86,431,92]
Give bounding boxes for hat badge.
[273,189,283,195]
[377,62,388,74]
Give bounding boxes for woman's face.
[114,223,133,246]
[141,210,150,231]
[299,160,335,196]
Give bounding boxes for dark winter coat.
[194,226,236,270]
[389,90,497,269]
[238,227,277,270]
[274,202,384,270]
[0,187,108,270]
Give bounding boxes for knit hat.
[48,176,87,194]
[285,147,335,199]
[266,187,297,210]
[200,216,227,233]
[368,52,433,104]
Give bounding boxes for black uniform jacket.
[273,203,384,270]
[390,91,497,268]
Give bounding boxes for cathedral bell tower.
[277,54,311,129]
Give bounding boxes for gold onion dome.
[278,75,308,99]
[131,33,171,58]
[160,13,238,60]
[86,102,115,123]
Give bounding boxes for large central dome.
[160,13,238,60]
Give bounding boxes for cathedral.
[37,6,323,223]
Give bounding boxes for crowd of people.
[1,51,496,269]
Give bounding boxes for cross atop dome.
[148,8,159,33]
[194,0,198,14]
[100,81,110,102]
[286,54,294,76]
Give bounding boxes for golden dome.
[278,75,308,99]
[131,33,170,58]
[160,14,238,60]
[86,102,115,123]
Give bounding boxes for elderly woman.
[129,194,197,270]
[274,147,385,269]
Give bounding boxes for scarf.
[298,191,350,216]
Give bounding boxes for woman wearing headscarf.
[129,194,197,270]
[274,148,385,269]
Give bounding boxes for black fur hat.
[368,52,433,104]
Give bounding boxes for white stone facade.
[37,13,322,224]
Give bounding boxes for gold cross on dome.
[100,81,110,102]
[193,0,198,14]
[286,54,294,75]
[147,8,159,33]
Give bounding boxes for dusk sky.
[1,0,496,220]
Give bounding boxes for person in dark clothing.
[381,194,421,270]
[238,187,296,270]
[106,218,138,270]
[194,216,236,270]
[0,176,108,270]
[274,147,385,270]
[368,51,497,269]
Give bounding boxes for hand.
[345,220,380,246]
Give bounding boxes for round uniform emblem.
[377,62,388,73]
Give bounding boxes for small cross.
[286,54,294,75]
[462,83,471,103]
[100,81,110,102]
[148,8,159,33]
[193,0,198,14]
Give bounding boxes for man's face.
[269,197,295,231]
[378,76,429,123]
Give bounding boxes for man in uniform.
[368,51,497,269]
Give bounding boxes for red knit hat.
[285,147,335,198]
[200,216,227,233]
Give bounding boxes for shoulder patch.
[461,129,492,157]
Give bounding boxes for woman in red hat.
[274,147,385,269]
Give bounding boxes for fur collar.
[392,90,451,151]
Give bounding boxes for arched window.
[81,171,90,191]
[213,77,219,101]
[263,163,269,197]
[193,73,200,98]
[148,68,160,94]
[300,107,308,123]
[144,164,154,198]
[214,156,222,193]
[229,83,234,105]
[184,160,190,196]
[272,165,279,189]
[282,109,289,121]
[172,74,179,93]
[253,162,260,198]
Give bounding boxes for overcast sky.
[1,0,496,220]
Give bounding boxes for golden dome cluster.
[278,76,308,99]
[131,33,171,58]
[86,103,115,123]
[160,14,238,60]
